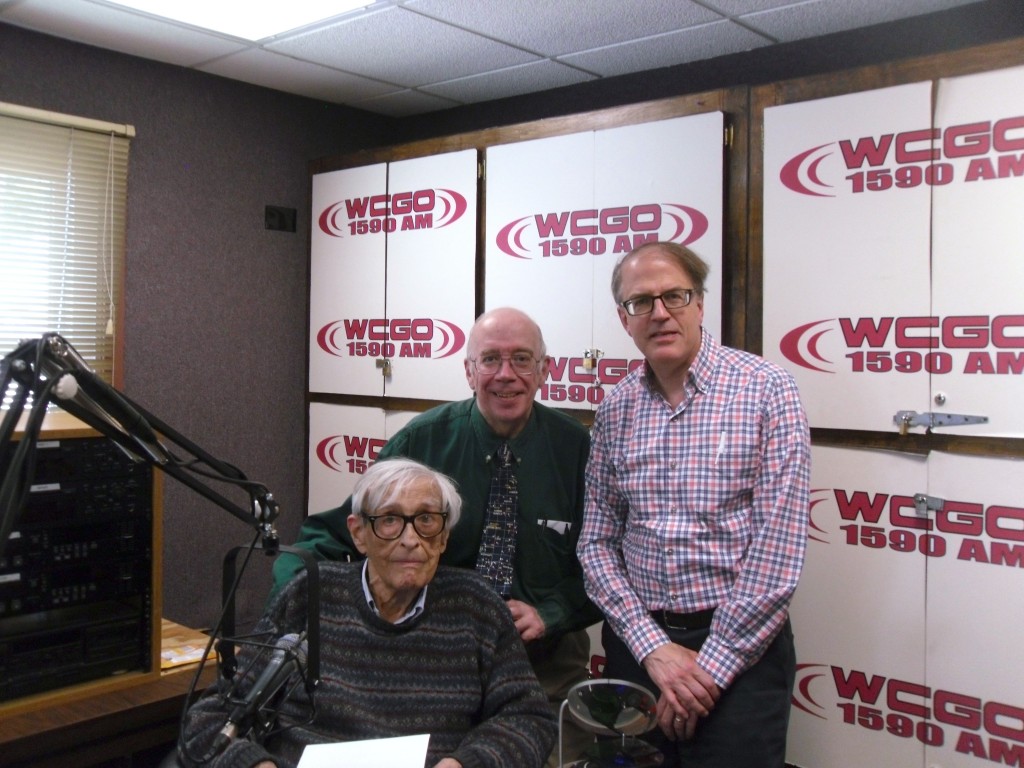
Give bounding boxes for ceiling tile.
[265,5,540,88]
[406,0,723,56]
[421,59,597,103]
[560,20,773,77]
[0,0,1000,117]
[199,49,402,103]
[1,0,247,66]
[350,87,462,117]
[699,0,819,14]
[738,0,985,42]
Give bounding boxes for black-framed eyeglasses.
[620,289,696,316]
[362,511,448,540]
[471,352,540,374]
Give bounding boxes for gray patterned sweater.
[179,563,556,768]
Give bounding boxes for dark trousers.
[601,619,796,768]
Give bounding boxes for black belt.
[651,607,716,631]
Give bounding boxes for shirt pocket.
[707,428,759,520]
[518,513,575,588]
[713,428,759,482]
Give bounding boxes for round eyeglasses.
[471,352,540,374]
[362,511,448,540]
[620,289,696,316]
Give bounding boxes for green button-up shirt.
[272,398,600,638]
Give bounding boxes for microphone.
[218,633,308,744]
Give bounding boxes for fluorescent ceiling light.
[105,0,371,41]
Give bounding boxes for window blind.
[0,104,132,395]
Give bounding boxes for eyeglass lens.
[623,290,693,315]
[474,353,537,373]
[369,512,446,539]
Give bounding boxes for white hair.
[350,457,462,529]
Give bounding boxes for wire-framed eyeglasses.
[471,352,540,374]
[362,511,448,540]
[620,289,696,316]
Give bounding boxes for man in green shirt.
[272,307,600,766]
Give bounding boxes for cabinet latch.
[892,410,988,435]
[913,493,945,516]
[376,358,392,378]
[582,348,604,370]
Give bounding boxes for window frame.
[0,102,133,392]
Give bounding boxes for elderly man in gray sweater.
[179,458,555,768]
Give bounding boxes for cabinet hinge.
[892,410,989,435]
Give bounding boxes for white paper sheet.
[297,733,430,768]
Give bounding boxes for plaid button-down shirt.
[579,328,811,688]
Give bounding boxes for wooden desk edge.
[0,660,218,763]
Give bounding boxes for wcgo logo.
[316,434,385,476]
[793,663,1024,764]
[779,114,1024,197]
[780,315,1024,376]
[495,202,709,259]
[316,317,467,360]
[808,487,1024,569]
[318,187,469,237]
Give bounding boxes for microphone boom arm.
[3,334,322,753]
[114,399,281,549]
[1,333,279,554]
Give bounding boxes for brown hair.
[611,241,710,303]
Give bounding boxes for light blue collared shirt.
[360,560,427,624]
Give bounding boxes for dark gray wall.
[0,22,398,629]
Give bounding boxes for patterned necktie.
[476,443,518,598]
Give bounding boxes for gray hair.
[350,457,462,529]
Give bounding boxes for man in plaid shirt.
[578,242,811,768]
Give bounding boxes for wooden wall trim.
[311,88,743,172]
[753,36,1024,109]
